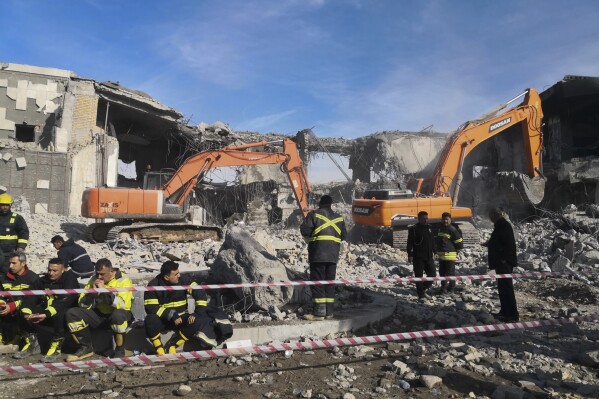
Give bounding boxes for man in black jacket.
[51,235,94,278]
[16,258,79,361]
[407,211,437,299]
[485,207,519,322]
[144,261,232,354]
[300,195,347,321]
[0,193,29,274]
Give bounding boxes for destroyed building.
[1,62,599,228]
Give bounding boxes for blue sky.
[2,0,599,182]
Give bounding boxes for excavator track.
[392,221,480,250]
[89,222,223,243]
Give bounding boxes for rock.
[211,227,294,309]
[342,394,355,399]
[398,379,410,390]
[175,384,192,396]
[576,349,599,367]
[419,375,442,389]
[551,255,571,271]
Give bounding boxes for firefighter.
[16,258,79,361]
[0,193,29,274]
[0,252,40,355]
[300,195,347,321]
[65,258,133,360]
[51,235,94,278]
[435,212,463,293]
[144,261,231,355]
[407,211,437,299]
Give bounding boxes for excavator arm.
[82,138,311,220]
[430,88,543,202]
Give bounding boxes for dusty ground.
[1,276,598,399]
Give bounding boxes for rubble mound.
[211,226,293,310]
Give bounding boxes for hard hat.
[0,193,13,205]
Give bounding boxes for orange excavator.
[352,88,544,248]
[82,138,312,242]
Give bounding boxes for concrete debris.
[211,226,294,310]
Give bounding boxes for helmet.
[0,193,13,205]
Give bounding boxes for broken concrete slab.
[36,179,50,189]
[211,226,293,310]
[2,152,11,161]
[15,156,27,168]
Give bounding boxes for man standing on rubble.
[0,193,29,274]
[51,235,94,278]
[407,211,437,299]
[435,212,463,294]
[65,258,133,360]
[300,194,347,321]
[144,261,232,355]
[485,207,519,322]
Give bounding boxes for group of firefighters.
[0,189,518,363]
[0,193,232,363]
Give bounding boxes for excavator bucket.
[497,172,545,206]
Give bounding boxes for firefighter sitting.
[65,258,133,360]
[144,261,232,355]
[16,258,79,362]
[0,252,39,354]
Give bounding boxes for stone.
[576,349,599,367]
[175,384,192,396]
[36,180,50,189]
[398,379,410,390]
[211,227,293,310]
[419,375,442,389]
[15,157,26,168]
[342,394,355,399]
[3,153,11,161]
[550,255,570,271]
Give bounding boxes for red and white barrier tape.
[1,313,597,375]
[0,270,594,297]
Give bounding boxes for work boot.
[150,334,165,356]
[41,338,64,363]
[13,334,40,359]
[325,302,335,320]
[303,303,326,321]
[164,332,187,355]
[66,333,94,361]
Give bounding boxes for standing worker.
[0,194,29,274]
[65,258,133,360]
[51,235,94,278]
[435,212,463,293]
[406,211,437,299]
[300,195,347,321]
[485,207,519,322]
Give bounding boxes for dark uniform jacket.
[406,223,436,260]
[0,212,29,254]
[144,275,208,321]
[488,217,517,272]
[300,206,347,263]
[0,267,39,315]
[435,224,464,261]
[33,270,79,318]
[57,239,94,276]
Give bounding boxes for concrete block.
[2,153,11,161]
[34,203,48,214]
[15,157,27,168]
[37,180,50,189]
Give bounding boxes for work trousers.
[145,313,217,348]
[309,262,337,303]
[497,278,518,319]
[412,257,436,298]
[66,307,132,335]
[0,313,24,342]
[21,307,67,340]
[438,260,456,290]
